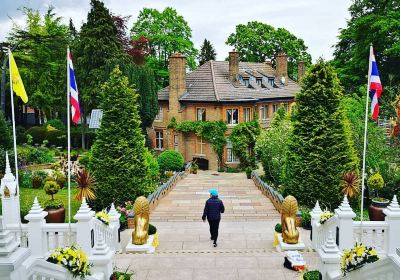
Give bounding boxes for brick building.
[149,51,304,170]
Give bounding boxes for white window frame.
[226,108,239,125]
[272,104,279,113]
[244,107,251,122]
[155,106,163,122]
[196,108,206,121]
[226,139,240,163]
[195,136,206,156]
[174,134,179,151]
[284,103,289,112]
[155,130,164,150]
[259,105,268,121]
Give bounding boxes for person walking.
[202,189,225,247]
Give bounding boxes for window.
[155,131,163,150]
[155,106,163,121]
[273,104,279,113]
[244,107,252,122]
[284,103,289,112]
[256,79,262,86]
[243,79,249,87]
[174,135,179,151]
[196,136,206,155]
[226,108,239,125]
[259,105,268,120]
[226,139,239,163]
[196,108,206,121]
[268,78,274,87]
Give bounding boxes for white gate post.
[108,203,121,252]
[383,195,400,255]
[311,200,323,249]
[89,232,114,279]
[73,198,94,256]
[24,197,48,258]
[335,195,356,251]
[318,231,341,280]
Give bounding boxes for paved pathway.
[116,171,316,280]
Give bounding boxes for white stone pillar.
[335,195,356,251]
[89,233,114,279]
[108,203,121,252]
[0,153,21,226]
[24,197,48,258]
[311,200,323,249]
[318,231,341,280]
[0,216,30,280]
[73,198,94,256]
[383,195,400,255]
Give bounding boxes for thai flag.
[68,49,81,124]
[369,46,383,121]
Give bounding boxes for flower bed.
[341,243,379,275]
[47,245,92,279]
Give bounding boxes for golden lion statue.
[132,196,150,245]
[281,195,299,244]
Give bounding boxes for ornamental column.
[335,195,356,251]
[383,195,400,255]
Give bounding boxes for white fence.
[312,195,400,279]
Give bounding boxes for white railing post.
[335,195,356,251]
[383,195,400,255]
[318,231,341,280]
[311,200,323,249]
[89,232,114,279]
[0,152,21,226]
[0,216,30,280]
[24,197,48,258]
[73,198,94,256]
[108,203,121,252]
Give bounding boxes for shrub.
[301,208,311,228]
[149,223,157,235]
[0,111,12,150]
[19,170,32,188]
[16,125,26,144]
[44,180,60,200]
[144,149,160,193]
[157,150,184,173]
[303,271,321,280]
[274,223,282,233]
[368,172,384,191]
[45,129,66,147]
[26,147,54,164]
[55,172,66,189]
[32,175,43,189]
[25,126,47,145]
[341,171,360,199]
[45,119,66,131]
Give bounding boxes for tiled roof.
[158,61,300,103]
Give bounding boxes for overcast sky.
[0,0,352,61]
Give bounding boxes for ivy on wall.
[229,120,261,168]
[168,118,227,166]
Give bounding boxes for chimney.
[229,50,240,85]
[276,52,288,86]
[298,61,305,82]
[169,53,186,120]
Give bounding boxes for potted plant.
[273,223,282,247]
[43,180,65,223]
[319,210,334,224]
[149,224,159,249]
[192,162,199,174]
[245,166,252,179]
[302,270,322,280]
[301,209,312,230]
[367,172,389,221]
[75,168,96,201]
[340,244,379,275]
[341,171,360,199]
[110,267,133,280]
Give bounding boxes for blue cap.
[209,189,218,196]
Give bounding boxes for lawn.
[1,186,81,223]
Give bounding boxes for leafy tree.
[90,66,151,210]
[131,7,198,86]
[229,120,261,168]
[7,7,69,124]
[255,107,291,187]
[226,21,311,79]
[0,111,12,149]
[198,39,217,65]
[284,60,359,209]
[333,0,400,93]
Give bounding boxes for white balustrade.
[93,219,114,249]
[313,215,338,250]
[353,221,388,254]
[42,223,77,253]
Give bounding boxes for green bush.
[32,175,43,189]
[368,173,384,191]
[16,125,26,144]
[0,111,12,150]
[144,149,160,193]
[157,150,184,173]
[303,271,321,280]
[301,208,311,228]
[42,198,64,209]
[25,147,54,164]
[149,223,157,235]
[45,119,66,131]
[19,170,33,188]
[226,167,240,173]
[25,126,47,145]
[44,180,60,199]
[45,129,66,147]
[274,223,282,233]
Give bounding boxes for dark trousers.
[208,219,220,243]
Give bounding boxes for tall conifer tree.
[284,60,359,209]
[198,39,217,65]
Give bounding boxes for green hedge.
[157,150,184,173]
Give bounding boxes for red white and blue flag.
[368,46,383,121]
[68,49,81,124]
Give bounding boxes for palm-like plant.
[341,171,360,198]
[75,168,96,201]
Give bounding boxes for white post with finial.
[24,197,47,258]
[335,195,356,251]
[318,230,341,280]
[0,152,21,226]
[108,203,121,252]
[74,197,94,255]
[310,200,323,249]
[89,232,114,279]
[383,195,400,255]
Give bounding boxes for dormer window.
[243,78,249,87]
[268,78,275,87]
[256,78,262,86]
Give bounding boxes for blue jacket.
[202,197,225,221]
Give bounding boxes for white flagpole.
[67,47,71,226]
[7,48,20,194]
[360,44,373,241]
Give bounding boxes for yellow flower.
[356,246,365,257]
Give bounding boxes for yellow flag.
[9,52,28,103]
